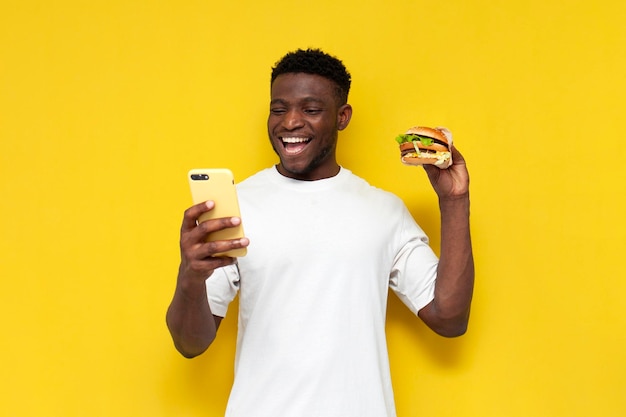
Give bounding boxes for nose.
[283,109,305,130]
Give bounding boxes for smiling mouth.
[281,136,311,155]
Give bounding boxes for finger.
[181,201,215,232]
[199,236,250,259]
[183,212,244,259]
[181,234,248,277]
[182,216,243,253]
[435,126,453,142]
[183,251,238,279]
[449,146,466,166]
[196,216,242,236]
[421,163,441,183]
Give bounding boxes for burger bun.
[397,126,453,169]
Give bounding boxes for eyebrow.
[270,97,325,106]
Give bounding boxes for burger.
[395,126,453,168]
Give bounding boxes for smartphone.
[188,168,247,257]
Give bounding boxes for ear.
[337,104,352,131]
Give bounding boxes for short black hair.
[271,48,352,105]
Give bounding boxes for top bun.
[405,126,450,145]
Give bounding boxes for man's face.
[268,73,352,181]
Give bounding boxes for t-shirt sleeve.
[389,209,438,315]
[205,264,240,318]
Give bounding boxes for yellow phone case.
[188,168,247,257]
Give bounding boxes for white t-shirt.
[207,167,438,417]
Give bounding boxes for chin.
[278,162,313,179]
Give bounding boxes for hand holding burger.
[395,126,453,169]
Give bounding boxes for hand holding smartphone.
[188,168,247,257]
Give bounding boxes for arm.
[166,200,249,358]
[418,139,475,337]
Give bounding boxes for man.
[167,48,474,417]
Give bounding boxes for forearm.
[420,194,475,336]
[168,202,246,357]
[166,270,218,358]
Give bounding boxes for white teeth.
[282,137,309,143]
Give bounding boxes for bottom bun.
[401,153,452,169]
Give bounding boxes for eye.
[303,108,322,115]
[270,108,287,115]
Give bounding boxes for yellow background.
[1,1,625,416]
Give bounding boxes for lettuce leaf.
[395,134,435,146]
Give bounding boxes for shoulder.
[237,168,272,185]
[236,168,274,192]
[343,170,405,207]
